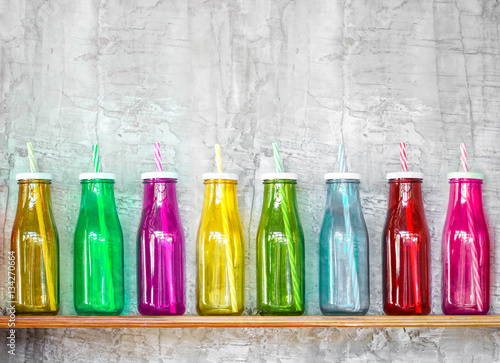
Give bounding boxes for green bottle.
[256,173,305,315]
[73,173,124,315]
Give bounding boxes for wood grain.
[1,316,500,328]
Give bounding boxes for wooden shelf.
[1,315,500,328]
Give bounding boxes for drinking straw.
[460,143,469,172]
[154,143,177,313]
[338,145,360,310]
[92,144,115,310]
[27,143,56,311]
[338,145,345,173]
[400,142,408,172]
[400,143,421,313]
[154,142,162,172]
[214,144,238,312]
[467,205,483,311]
[27,142,37,173]
[460,143,483,311]
[92,144,101,173]
[272,142,302,310]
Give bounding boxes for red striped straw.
[399,142,421,312]
[154,143,162,172]
[461,143,468,172]
[469,229,484,311]
[400,142,408,172]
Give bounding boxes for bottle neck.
[17,180,52,211]
[203,180,238,210]
[80,179,117,205]
[326,180,361,206]
[142,179,179,210]
[387,178,424,210]
[262,180,298,210]
[448,178,484,210]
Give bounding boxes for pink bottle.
[442,171,490,315]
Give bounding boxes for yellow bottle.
[11,173,59,315]
[196,173,244,315]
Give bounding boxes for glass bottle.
[137,172,185,315]
[256,173,305,316]
[442,172,490,315]
[11,173,59,315]
[73,173,124,315]
[196,173,244,315]
[383,172,431,315]
[319,173,369,315]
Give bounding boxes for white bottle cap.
[386,172,424,180]
[447,172,484,180]
[324,172,361,180]
[79,172,116,180]
[202,173,238,181]
[261,173,298,180]
[16,173,52,180]
[141,172,178,180]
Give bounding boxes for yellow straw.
[214,144,238,312]
[27,142,56,311]
[215,144,224,174]
[34,195,57,311]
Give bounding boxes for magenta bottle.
[137,172,185,315]
[442,172,490,315]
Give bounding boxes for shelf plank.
[1,315,500,328]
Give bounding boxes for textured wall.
[1,0,500,361]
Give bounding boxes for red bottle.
[383,172,431,315]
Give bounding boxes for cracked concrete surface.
[1,0,500,361]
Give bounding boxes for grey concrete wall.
[1,0,500,361]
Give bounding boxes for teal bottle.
[319,173,370,315]
[73,173,124,315]
[256,173,305,315]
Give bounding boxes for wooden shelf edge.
[2,315,500,328]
